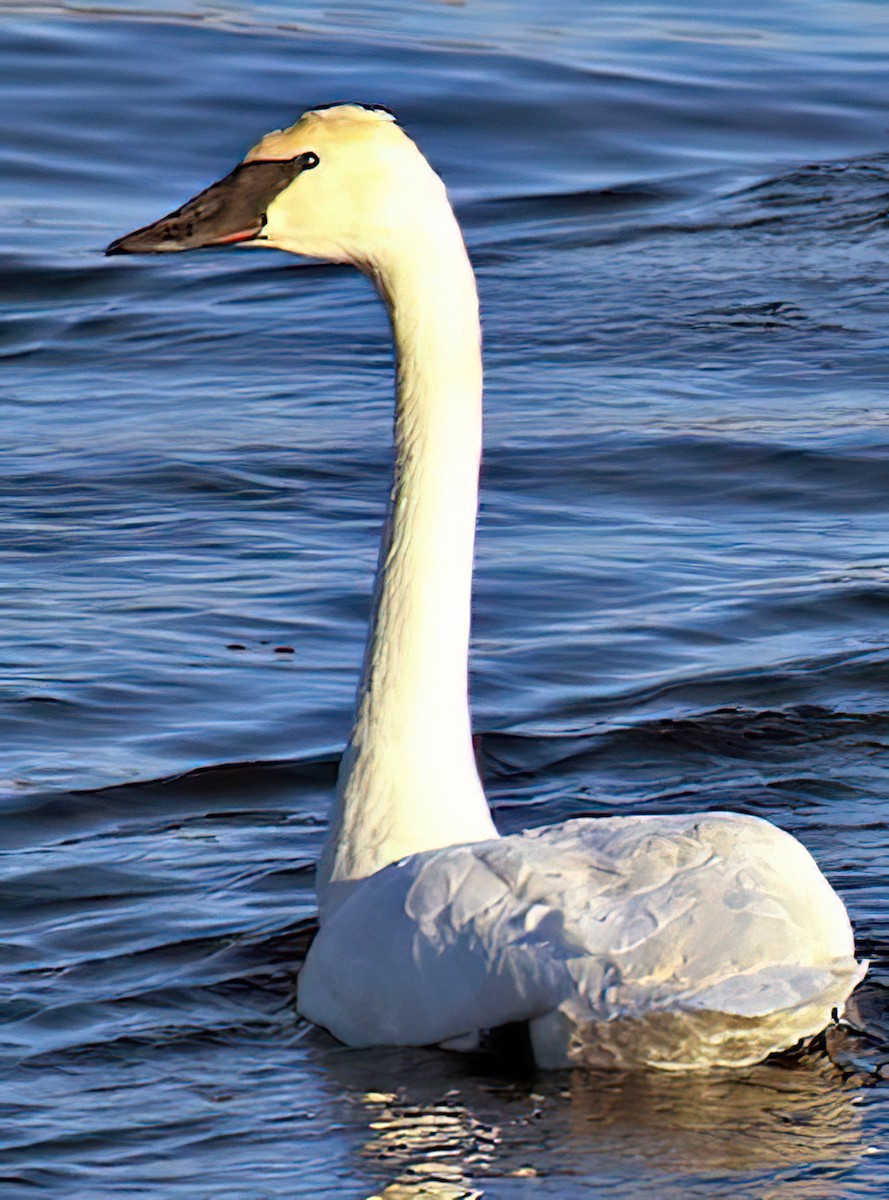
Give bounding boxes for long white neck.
[317,209,498,916]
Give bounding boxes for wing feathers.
[298,813,861,1067]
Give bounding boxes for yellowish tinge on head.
[245,103,399,163]
[238,101,455,271]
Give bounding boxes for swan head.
[106,103,454,272]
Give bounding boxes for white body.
[117,105,864,1068]
[300,814,860,1069]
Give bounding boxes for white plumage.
[300,813,861,1068]
[109,103,864,1069]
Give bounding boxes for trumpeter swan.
[107,103,863,1069]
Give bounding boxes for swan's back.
[298,812,862,1069]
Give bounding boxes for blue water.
[1,2,889,1196]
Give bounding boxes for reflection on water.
[362,1091,489,1200]
[313,1038,877,1199]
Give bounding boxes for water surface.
[1,2,888,1196]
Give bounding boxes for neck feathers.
[317,208,497,913]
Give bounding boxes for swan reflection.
[320,1044,870,1199]
[358,1088,496,1200]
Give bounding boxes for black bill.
[106,152,319,255]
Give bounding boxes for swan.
[107,103,864,1069]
